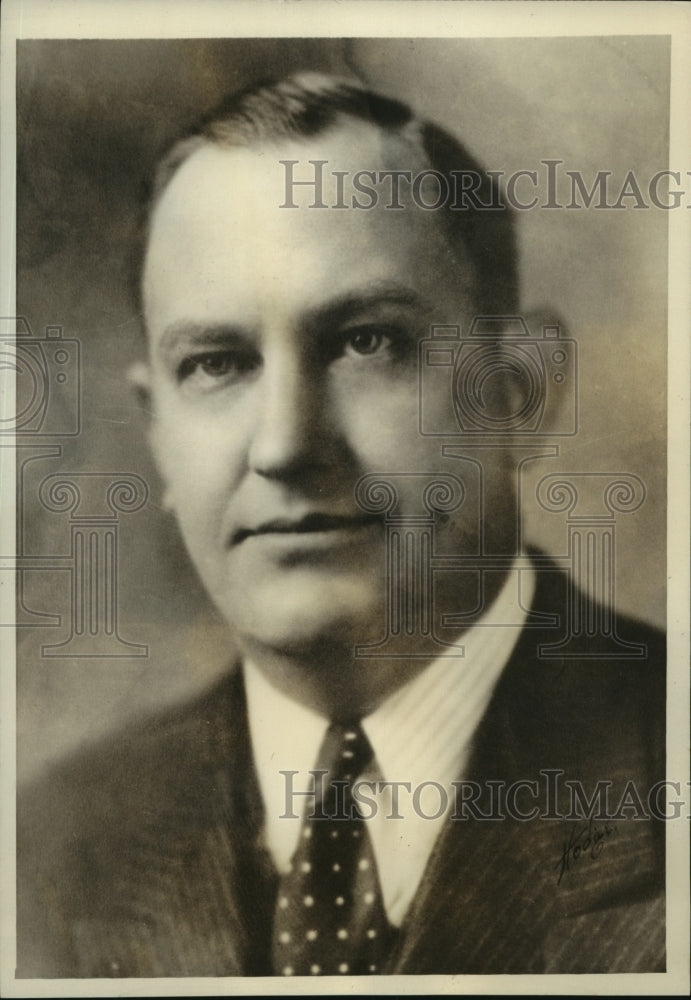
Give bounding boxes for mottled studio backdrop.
[15,37,668,781]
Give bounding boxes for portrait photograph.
[1,1,689,996]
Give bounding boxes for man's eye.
[343,326,401,358]
[346,328,386,356]
[177,351,255,386]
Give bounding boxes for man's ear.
[127,361,153,417]
[520,307,572,436]
[127,361,175,512]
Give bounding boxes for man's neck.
[235,564,511,720]
[234,634,430,720]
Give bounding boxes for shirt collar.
[363,561,536,792]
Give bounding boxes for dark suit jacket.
[17,562,665,977]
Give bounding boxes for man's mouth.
[231,512,380,546]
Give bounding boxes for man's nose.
[248,348,334,479]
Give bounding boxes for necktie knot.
[319,721,373,786]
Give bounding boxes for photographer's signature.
[555,817,618,885]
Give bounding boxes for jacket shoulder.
[500,563,666,777]
[17,668,254,976]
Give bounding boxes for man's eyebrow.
[156,323,250,356]
[155,285,431,355]
[309,285,433,327]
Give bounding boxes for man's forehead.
[151,117,429,217]
[142,117,475,332]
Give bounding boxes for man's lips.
[231,512,381,546]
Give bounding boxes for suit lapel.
[73,666,280,977]
[384,643,555,974]
[386,564,663,974]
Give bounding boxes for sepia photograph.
[1,1,689,995]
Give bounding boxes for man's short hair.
[138,72,518,317]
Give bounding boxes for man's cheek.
[151,443,224,532]
[348,399,423,468]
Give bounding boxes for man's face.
[142,121,513,655]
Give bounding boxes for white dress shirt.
[244,561,535,926]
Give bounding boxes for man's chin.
[218,576,387,657]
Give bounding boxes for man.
[17,73,665,977]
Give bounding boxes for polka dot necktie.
[271,721,395,976]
